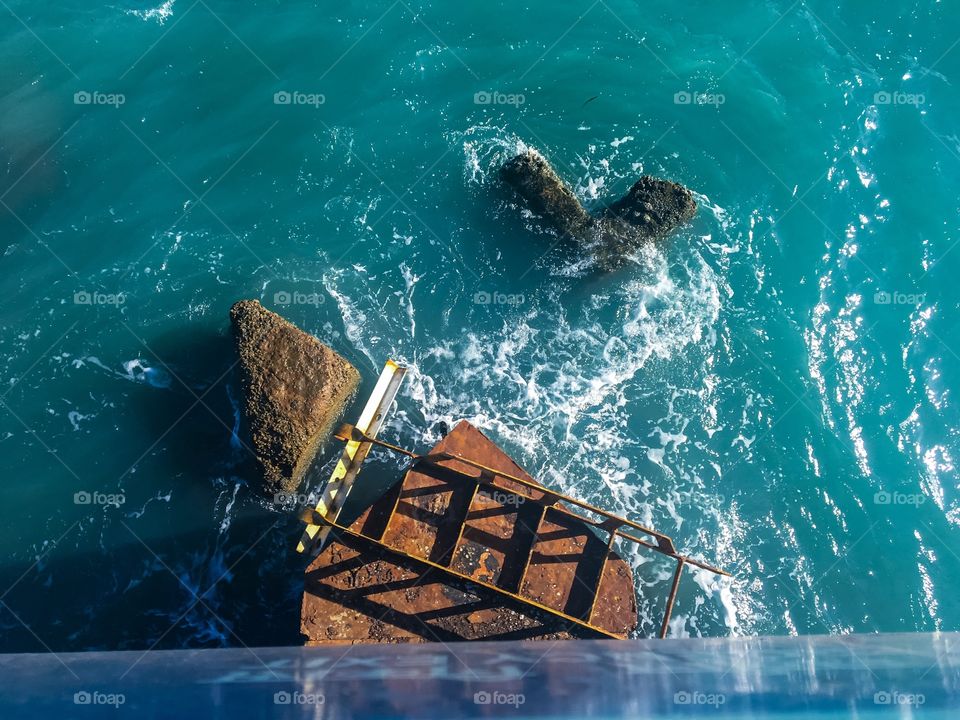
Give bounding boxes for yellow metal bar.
[296,360,407,556]
[614,530,727,576]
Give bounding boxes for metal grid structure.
[297,360,729,640]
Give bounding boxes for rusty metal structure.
[297,360,729,640]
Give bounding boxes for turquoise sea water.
[1,0,959,651]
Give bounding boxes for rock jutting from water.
[499,148,697,270]
[230,299,361,495]
[499,149,594,238]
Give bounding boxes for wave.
[307,125,749,636]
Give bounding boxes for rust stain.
[301,421,638,644]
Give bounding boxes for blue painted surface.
[2,634,959,718]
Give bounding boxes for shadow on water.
[465,179,585,272]
[121,322,261,488]
[0,511,310,654]
[0,325,321,654]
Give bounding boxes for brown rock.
[230,299,361,495]
[501,148,697,270]
[599,175,697,231]
[500,149,594,238]
[593,175,698,270]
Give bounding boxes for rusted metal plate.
[301,421,638,644]
[301,529,578,645]
[520,511,637,638]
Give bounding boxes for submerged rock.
[230,299,360,495]
[500,148,696,270]
[500,149,593,238]
[599,175,697,231]
[593,175,697,270]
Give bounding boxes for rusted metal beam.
[659,558,686,639]
[586,529,620,624]
[379,478,406,543]
[514,505,548,594]
[448,480,482,567]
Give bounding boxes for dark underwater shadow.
[465,179,584,275]
[0,512,306,654]
[0,323,317,654]
[120,323,261,491]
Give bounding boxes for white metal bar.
[296,359,407,556]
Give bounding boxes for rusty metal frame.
[303,510,624,639]
[301,421,730,639]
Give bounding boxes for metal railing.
[301,421,730,639]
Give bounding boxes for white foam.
[456,124,528,186]
[126,0,175,24]
[122,359,173,389]
[78,356,173,389]
[313,127,753,636]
